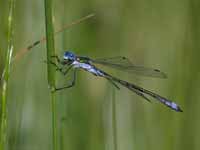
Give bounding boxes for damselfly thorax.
[72,61,105,77]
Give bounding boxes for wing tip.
[153,69,168,78]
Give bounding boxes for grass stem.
[111,87,118,150]
[44,0,57,150]
[0,0,15,149]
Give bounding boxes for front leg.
[44,60,61,70]
[51,55,61,64]
[62,65,74,75]
[47,55,71,72]
[44,55,62,70]
[56,64,73,75]
[51,55,71,66]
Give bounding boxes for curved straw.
[13,13,95,62]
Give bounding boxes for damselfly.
[49,51,183,112]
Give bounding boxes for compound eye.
[63,55,69,60]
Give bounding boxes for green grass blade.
[44,0,55,87]
[111,87,118,150]
[0,0,15,149]
[44,0,57,150]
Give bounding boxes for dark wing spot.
[154,69,161,72]
[122,56,126,59]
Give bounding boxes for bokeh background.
[1,0,200,150]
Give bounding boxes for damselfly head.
[63,51,76,61]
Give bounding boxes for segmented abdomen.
[105,74,182,112]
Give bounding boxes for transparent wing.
[92,56,167,78]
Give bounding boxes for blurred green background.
[1,0,200,150]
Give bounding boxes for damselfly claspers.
[49,51,183,112]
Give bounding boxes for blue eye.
[63,51,75,60]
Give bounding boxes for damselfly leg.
[47,55,73,73]
[55,69,77,91]
[46,57,76,91]
[51,55,62,64]
[44,60,61,70]
[106,78,120,90]
[61,65,74,75]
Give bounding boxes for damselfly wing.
[91,56,167,78]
